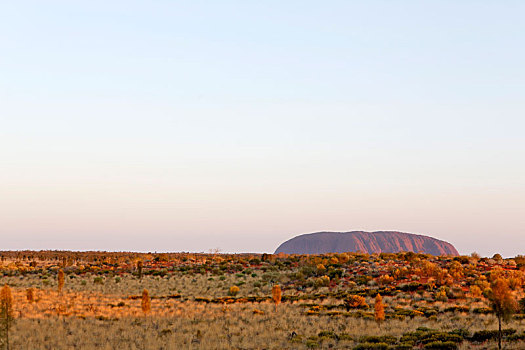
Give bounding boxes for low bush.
[423,341,458,349]
[353,342,389,350]
[471,329,516,342]
[359,335,397,344]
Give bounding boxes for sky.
[1,1,524,257]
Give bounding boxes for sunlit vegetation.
[0,250,523,348]
[0,284,14,350]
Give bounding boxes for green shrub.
[306,339,319,348]
[353,342,389,350]
[449,329,469,340]
[355,275,372,285]
[400,328,462,346]
[422,333,462,344]
[508,332,525,341]
[339,333,353,341]
[471,329,516,342]
[318,331,338,339]
[359,335,397,344]
[423,341,458,349]
[444,306,469,313]
[472,307,491,314]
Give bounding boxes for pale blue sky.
[1,1,524,256]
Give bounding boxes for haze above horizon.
[1,1,524,257]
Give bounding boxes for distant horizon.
[0,229,520,259]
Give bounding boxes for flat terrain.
[0,251,524,349]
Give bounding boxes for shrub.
[306,339,319,348]
[399,282,423,292]
[507,332,525,341]
[26,288,34,303]
[469,285,482,298]
[355,275,372,285]
[378,275,394,285]
[328,269,343,279]
[228,286,239,296]
[318,331,338,341]
[353,342,389,350]
[141,289,151,314]
[344,295,368,310]
[315,275,330,287]
[423,341,458,349]
[137,260,143,279]
[359,335,397,344]
[399,328,462,346]
[471,329,516,342]
[472,307,491,314]
[57,269,65,293]
[374,294,385,325]
[424,333,462,344]
[434,290,448,302]
[449,329,469,340]
[0,284,14,349]
[272,285,282,309]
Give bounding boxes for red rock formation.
[274,231,459,256]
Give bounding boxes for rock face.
[274,231,459,256]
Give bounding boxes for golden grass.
[6,301,525,349]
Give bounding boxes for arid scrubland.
[0,251,524,349]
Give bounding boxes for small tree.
[228,286,239,296]
[141,289,151,314]
[0,284,14,350]
[272,285,282,311]
[137,261,143,280]
[26,288,34,303]
[57,269,65,294]
[374,294,385,327]
[488,278,518,349]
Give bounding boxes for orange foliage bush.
[26,288,35,303]
[374,294,385,325]
[344,295,368,310]
[229,286,239,296]
[58,269,65,294]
